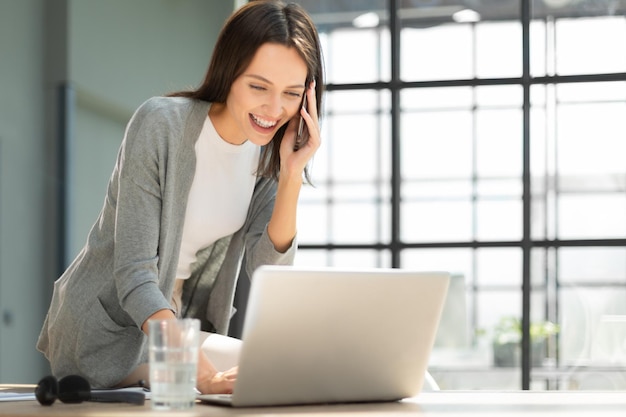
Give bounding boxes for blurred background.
[1,0,625,390]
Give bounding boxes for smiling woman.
[36,0,325,396]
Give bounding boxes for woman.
[37,0,324,395]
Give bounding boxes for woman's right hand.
[197,366,238,394]
[196,349,237,394]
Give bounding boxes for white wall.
[0,0,234,383]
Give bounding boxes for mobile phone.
[293,94,308,151]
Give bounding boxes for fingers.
[197,370,237,395]
[303,79,317,119]
[212,368,237,394]
[299,80,320,151]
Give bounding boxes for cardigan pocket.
[75,298,145,388]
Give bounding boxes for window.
[294,0,626,390]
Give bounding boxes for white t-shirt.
[176,114,261,279]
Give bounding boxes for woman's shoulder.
[123,96,210,155]
[133,96,204,123]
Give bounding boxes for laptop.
[198,265,450,407]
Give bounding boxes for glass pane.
[556,102,626,177]
[326,91,391,183]
[555,16,626,76]
[476,108,523,178]
[403,86,473,110]
[560,287,626,369]
[475,21,522,78]
[296,0,390,83]
[401,200,473,242]
[558,194,626,239]
[401,1,521,81]
[532,1,626,76]
[559,247,626,284]
[476,248,522,286]
[293,250,330,267]
[328,114,384,182]
[401,24,474,81]
[529,19,548,77]
[330,197,389,244]
[400,109,473,179]
[331,250,391,268]
[296,201,328,244]
[476,199,523,241]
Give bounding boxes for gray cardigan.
[37,97,296,388]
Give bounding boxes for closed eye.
[286,91,303,99]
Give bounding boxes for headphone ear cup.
[35,375,59,406]
[58,374,91,403]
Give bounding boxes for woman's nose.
[264,94,284,118]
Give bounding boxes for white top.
[176,114,260,279]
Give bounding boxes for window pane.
[324,28,390,84]
[296,201,328,244]
[476,248,522,286]
[401,109,473,179]
[293,249,391,268]
[559,247,626,284]
[475,21,522,78]
[531,1,626,76]
[331,250,391,268]
[560,287,626,369]
[555,16,626,76]
[297,0,390,84]
[556,103,626,177]
[476,199,522,241]
[402,200,473,242]
[402,248,473,278]
[402,24,473,81]
[330,191,390,244]
[476,108,522,178]
[401,3,521,81]
[558,194,626,240]
[326,91,391,182]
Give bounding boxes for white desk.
[1,390,625,416]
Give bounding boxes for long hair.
[169,0,325,183]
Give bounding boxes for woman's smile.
[249,113,278,131]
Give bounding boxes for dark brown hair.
[169,0,324,183]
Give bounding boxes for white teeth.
[251,114,277,128]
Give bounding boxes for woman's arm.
[267,82,320,252]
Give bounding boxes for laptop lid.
[200,265,449,407]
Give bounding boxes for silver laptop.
[198,265,450,407]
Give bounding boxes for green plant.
[491,316,560,367]
[493,316,559,345]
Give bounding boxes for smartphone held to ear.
[293,94,308,151]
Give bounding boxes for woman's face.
[218,43,308,146]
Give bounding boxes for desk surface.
[1,390,625,416]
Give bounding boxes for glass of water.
[148,318,200,410]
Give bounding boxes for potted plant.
[492,316,559,367]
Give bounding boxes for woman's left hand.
[280,80,320,177]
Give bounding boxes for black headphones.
[35,375,145,406]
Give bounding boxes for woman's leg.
[114,363,150,388]
[200,332,242,371]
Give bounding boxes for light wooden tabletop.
[1,387,625,416]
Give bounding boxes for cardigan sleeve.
[110,98,175,328]
[243,177,296,279]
